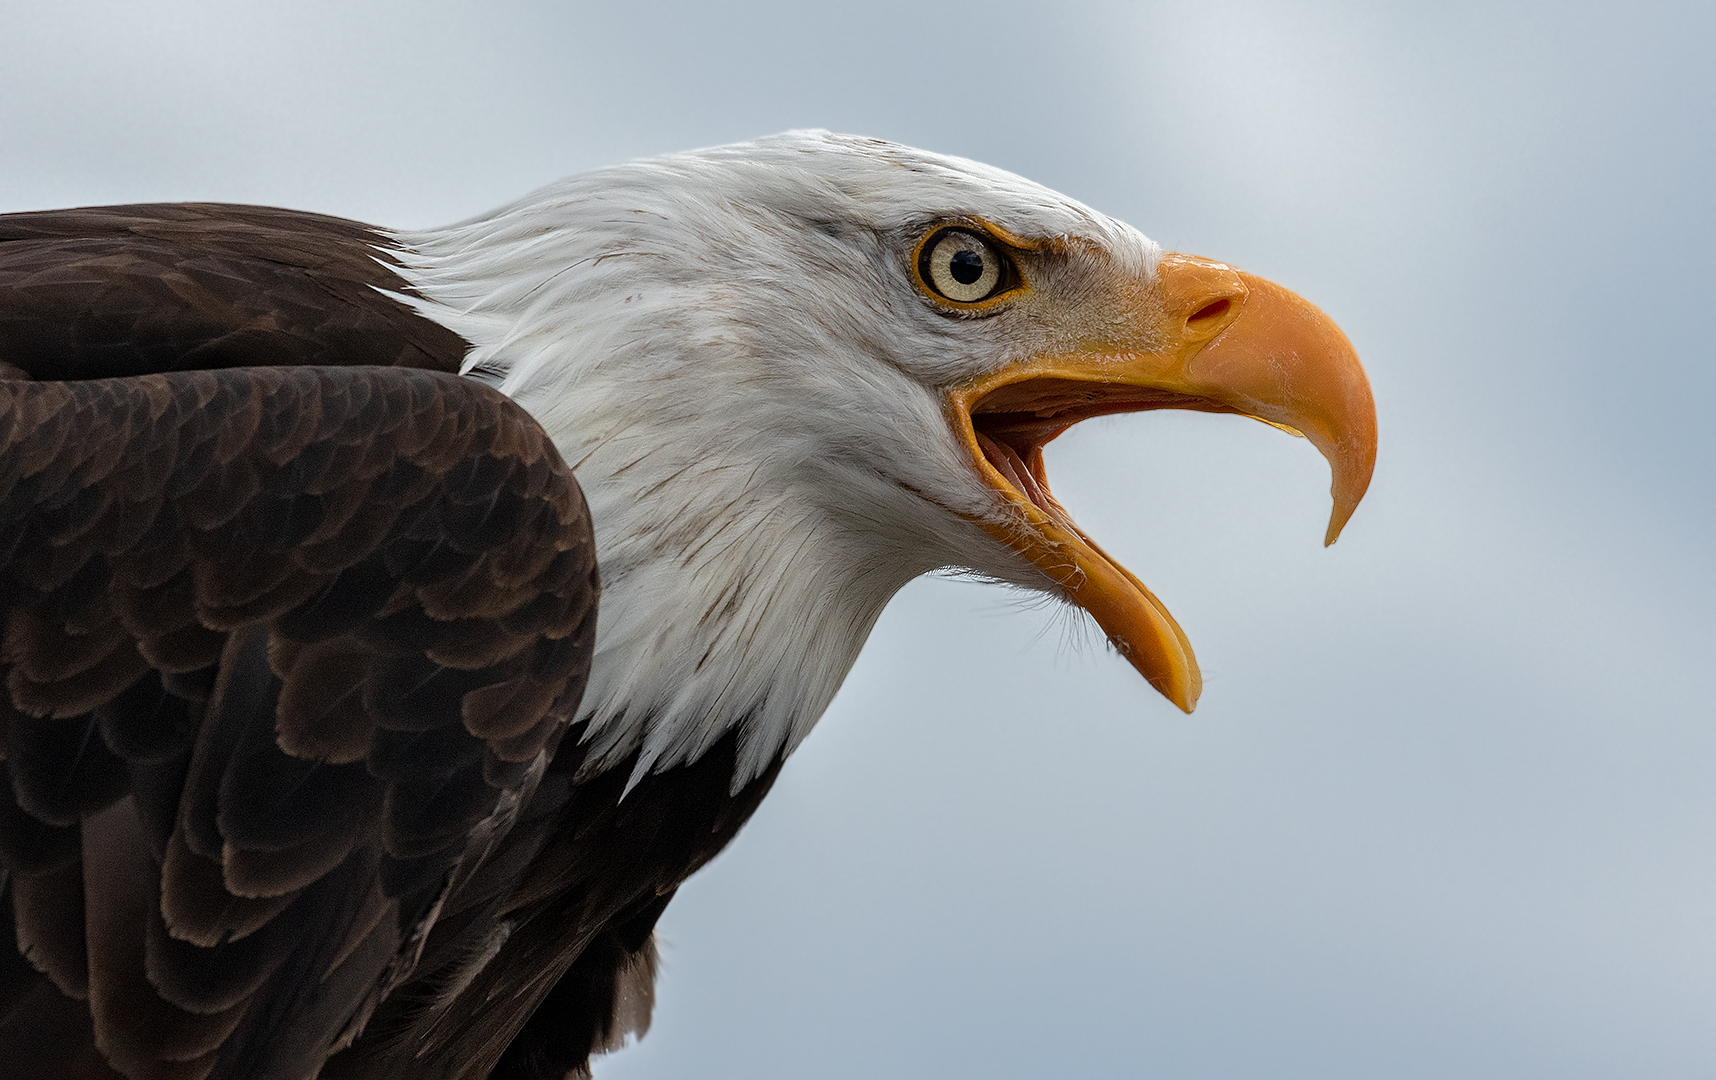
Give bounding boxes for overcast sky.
[5,2,1714,1077]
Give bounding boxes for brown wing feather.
[0,367,596,1079]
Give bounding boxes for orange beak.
[946,254,1377,712]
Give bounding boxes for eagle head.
[393,131,1376,787]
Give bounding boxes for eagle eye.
[919,228,1013,304]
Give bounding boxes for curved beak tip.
[1319,413,1378,548]
[1190,267,1377,552]
[1324,480,1365,546]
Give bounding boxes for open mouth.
[945,256,1377,714]
[971,378,1236,532]
[971,380,1230,541]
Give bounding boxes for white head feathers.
[390,131,1162,788]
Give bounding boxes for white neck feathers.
[391,157,979,787]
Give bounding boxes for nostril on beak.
[1186,297,1232,329]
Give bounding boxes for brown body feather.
[0,207,781,1079]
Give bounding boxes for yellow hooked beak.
[946,254,1377,712]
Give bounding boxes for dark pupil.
[949,248,986,285]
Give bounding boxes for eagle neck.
[389,209,942,789]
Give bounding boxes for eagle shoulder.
[0,204,625,1079]
[0,203,794,1080]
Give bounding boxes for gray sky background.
[5,2,1713,1077]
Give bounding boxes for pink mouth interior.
[973,428,1063,520]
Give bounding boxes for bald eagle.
[0,132,1374,1079]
